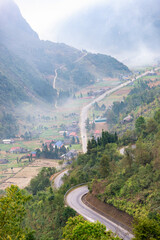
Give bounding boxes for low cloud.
[5,0,160,66]
[53,0,160,66]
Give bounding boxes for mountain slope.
[0,0,131,110]
[0,44,57,108]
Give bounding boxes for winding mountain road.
[80,67,160,153]
[80,79,132,153]
[53,65,160,239]
[66,185,134,240]
[54,169,68,189]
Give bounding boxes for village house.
[44,140,55,148]
[146,71,157,76]
[59,131,69,137]
[121,115,133,124]
[0,159,9,164]
[9,147,28,154]
[30,151,36,158]
[60,150,77,161]
[2,139,14,144]
[69,132,77,137]
[94,130,100,138]
[55,140,64,149]
[95,118,107,123]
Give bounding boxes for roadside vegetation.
[105,71,160,135]
[0,107,160,239]
[60,109,160,239]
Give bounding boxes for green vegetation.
[0,45,57,107]
[133,215,160,240]
[36,144,67,159]
[104,80,159,125]
[0,185,34,240]
[59,109,160,239]
[23,167,77,240]
[63,216,121,240]
[0,112,19,139]
[0,168,76,240]
[1,107,160,240]
[58,53,130,88]
[27,167,56,195]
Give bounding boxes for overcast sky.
[14,0,106,41]
[3,0,160,66]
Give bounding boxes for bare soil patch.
[149,81,160,87]
[29,159,59,168]
[0,159,59,190]
[115,88,131,96]
[95,122,109,132]
[103,77,119,82]
[2,167,22,174]
[83,193,133,233]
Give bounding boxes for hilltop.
[0,0,130,111]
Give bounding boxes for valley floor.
[0,159,59,190]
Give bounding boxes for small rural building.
[2,139,14,144]
[0,159,9,164]
[94,130,100,134]
[30,151,36,158]
[95,118,107,123]
[94,130,100,138]
[44,140,55,148]
[121,115,133,124]
[10,147,28,154]
[146,71,157,76]
[60,150,77,160]
[59,131,68,136]
[55,141,64,149]
[69,132,77,137]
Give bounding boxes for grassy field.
[0,159,59,190]
[88,85,132,122]
[0,76,133,190]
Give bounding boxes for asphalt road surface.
[80,67,160,153]
[80,79,132,153]
[54,170,68,189]
[66,185,134,240]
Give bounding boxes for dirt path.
[53,52,88,91]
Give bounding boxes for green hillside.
[0,44,57,107]
[0,0,131,109]
[57,53,130,89]
[59,109,160,239]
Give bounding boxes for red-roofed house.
[44,140,55,148]
[69,132,77,137]
[10,147,28,154]
[94,130,100,134]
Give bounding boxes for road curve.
[66,185,134,240]
[80,66,160,153]
[80,79,132,153]
[54,170,68,189]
